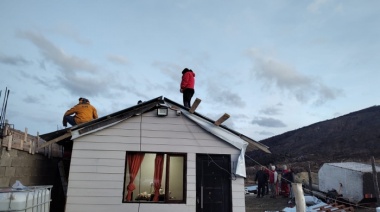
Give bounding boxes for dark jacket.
[255,169,268,184]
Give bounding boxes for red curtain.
[125,153,145,201]
[153,154,165,202]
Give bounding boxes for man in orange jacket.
[63,98,98,127]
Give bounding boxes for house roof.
[40,96,269,154]
[40,96,270,177]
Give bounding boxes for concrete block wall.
[0,147,59,187]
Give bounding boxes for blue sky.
[1,0,379,141]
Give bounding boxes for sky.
[0,0,379,141]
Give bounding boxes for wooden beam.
[58,161,68,196]
[170,105,179,110]
[214,113,230,126]
[189,98,201,114]
[240,135,271,154]
[7,134,12,150]
[21,127,27,150]
[38,132,71,150]
[4,124,12,150]
[35,132,39,153]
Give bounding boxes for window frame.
[123,151,187,204]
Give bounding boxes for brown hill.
[247,105,380,172]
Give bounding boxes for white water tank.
[0,185,52,212]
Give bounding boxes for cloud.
[259,105,282,115]
[152,61,182,82]
[54,24,91,46]
[206,82,246,107]
[16,30,126,97]
[0,54,30,66]
[247,49,342,105]
[307,0,329,13]
[251,117,286,128]
[17,30,99,74]
[256,130,275,137]
[108,54,129,65]
[23,95,40,104]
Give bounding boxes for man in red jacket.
[180,68,195,108]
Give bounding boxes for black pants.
[183,88,194,108]
[257,182,265,197]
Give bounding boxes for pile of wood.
[313,202,354,211]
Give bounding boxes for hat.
[182,68,190,74]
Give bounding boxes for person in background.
[285,168,295,204]
[180,68,195,108]
[268,165,278,198]
[63,98,98,127]
[281,165,290,198]
[254,166,268,198]
[264,165,270,195]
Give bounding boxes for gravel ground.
[245,193,292,212]
[245,193,377,212]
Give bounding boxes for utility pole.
[371,156,380,207]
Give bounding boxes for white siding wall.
[65,109,245,212]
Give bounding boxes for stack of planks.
[313,202,355,212]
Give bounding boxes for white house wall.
[65,109,245,212]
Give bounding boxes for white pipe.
[292,183,306,212]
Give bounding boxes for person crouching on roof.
[62,98,98,127]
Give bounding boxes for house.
[40,96,270,212]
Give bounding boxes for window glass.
[124,152,186,203]
[168,155,184,201]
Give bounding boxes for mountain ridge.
[247,105,380,171]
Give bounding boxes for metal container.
[318,162,380,204]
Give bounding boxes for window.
[123,152,186,203]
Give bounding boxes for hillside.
[247,105,380,171]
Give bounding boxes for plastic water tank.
[0,185,52,212]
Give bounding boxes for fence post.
[371,156,380,207]
[292,183,306,212]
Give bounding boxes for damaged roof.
[40,96,270,153]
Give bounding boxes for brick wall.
[0,147,66,212]
[0,147,60,187]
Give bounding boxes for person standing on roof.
[62,98,98,127]
[180,68,195,108]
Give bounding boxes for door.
[196,154,232,212]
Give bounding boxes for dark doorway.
[196,154,232,212]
